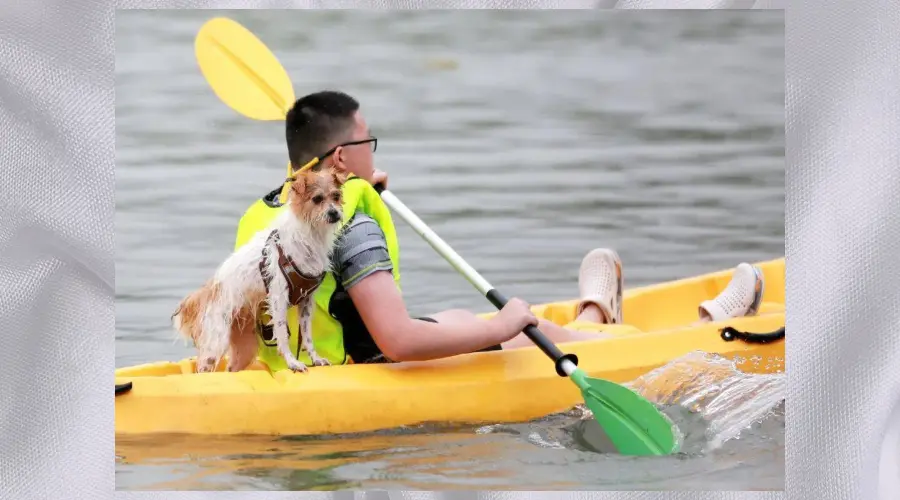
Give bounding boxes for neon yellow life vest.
[233,176,401,371]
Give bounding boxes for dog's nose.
[327,209,341,223]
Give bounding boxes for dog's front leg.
[266,274,308,373]
[299,297,330,367]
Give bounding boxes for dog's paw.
[286,359,309,373]
[310,355,331,367]
[197,356,217,373]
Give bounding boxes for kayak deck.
[115,258,784,436]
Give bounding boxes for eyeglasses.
[331,137,377,155]
[317,137,378,160]
[292,136,378,175]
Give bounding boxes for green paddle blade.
[570,368,679,456]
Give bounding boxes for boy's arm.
[336,217,511,361]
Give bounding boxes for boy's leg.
[428,251,766,351]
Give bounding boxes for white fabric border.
[2,0,898,499]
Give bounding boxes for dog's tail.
[171,281,220,347]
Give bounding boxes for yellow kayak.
[115,257,784,436]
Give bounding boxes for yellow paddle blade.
[195,17,294,121]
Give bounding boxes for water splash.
[626,350,785,452]
[477,350,785,456]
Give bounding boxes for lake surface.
[115,10,784,491]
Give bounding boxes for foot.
[574,248,623,324]
[285,357,309,373]
[309,354,331,367]
[698,263,764,322]
[197,356,217,373]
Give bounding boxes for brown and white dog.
[172,166,347,373]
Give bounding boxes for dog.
[172,166,347,373]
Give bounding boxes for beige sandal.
[698,263,765,321]
[574,248,624,324]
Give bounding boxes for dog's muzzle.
[326,209,341,224]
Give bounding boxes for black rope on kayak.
[720,326,785,344]
[115,382,133,396]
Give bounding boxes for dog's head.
[287,166,348,227]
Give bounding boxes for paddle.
[194,17,297,204]
[192,16,679,456]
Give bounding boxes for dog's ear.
[331,167,349,187]
[288,171,308,195]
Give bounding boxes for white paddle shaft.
[380,189,493,295]
[379,188,578,377]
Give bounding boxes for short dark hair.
[285,91,359,169]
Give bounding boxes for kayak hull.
[115,258,784,436]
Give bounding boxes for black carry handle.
[720,326,785,344]
[486,289,579,377]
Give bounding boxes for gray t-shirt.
[331,214,393,289]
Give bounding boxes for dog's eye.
[332,192,341,202]
[312,195,324,204]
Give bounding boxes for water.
[115,10,785,490]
